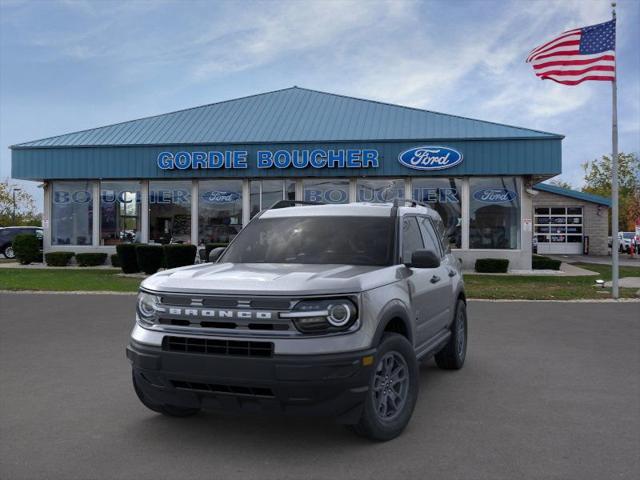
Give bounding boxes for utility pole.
[611,1,619,298]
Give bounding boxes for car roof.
[260,202,438,219]
[1,226,41,229]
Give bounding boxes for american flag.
[526,19,616,85]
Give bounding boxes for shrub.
[532,255,561,270]
[45,252,74,267]
[110,254,121,268]
[75,252,108,267]
[475,258,509,273]
[13,234,41,265]
[205,243,228,259]
[116,244,139,273]
[163,244,197,269]
[135,245,164,274]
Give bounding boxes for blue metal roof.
[12,87,562,148]
[533,183,611,206]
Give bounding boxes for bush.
[475,258,509,273]
[13,234,41,265]
[116,244,139,273]
[45,252,75,267]
[205,243,228,259]
[135,245,164,274]
[532,255,562,270]
[110,254,121,268]
[163,244,197,269]
[75,252,108,267]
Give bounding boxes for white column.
[140,180,149,243]
[461,178,470,250]
[295,179,303,201]
[520,177,533,269]
[242,179,250,226]
[43,182,52,252]
[404,177,412,201]
[92,181,100,247]
[349,178,357,203]
[191,180,199,245]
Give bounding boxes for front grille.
[163,336,274,357]
[157,318,290,331]
[159,295,292,310]
[171,380,274,397]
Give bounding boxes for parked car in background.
[619,232,635,253]
[0,226,43,259]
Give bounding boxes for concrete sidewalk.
[548,254,640,267]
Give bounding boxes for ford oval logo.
[398,146,463,171]
[200,191,240,203]
[473,188,518,203]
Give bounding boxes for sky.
[1,0,639,211]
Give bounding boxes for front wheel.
[435,299,467,370]
[349,333,419,441]
[132,371,200,417]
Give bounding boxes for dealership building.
[10,87,611,269]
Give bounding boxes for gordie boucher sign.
[156,146,463,171]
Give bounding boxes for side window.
[418,217,442,257]
[402,217,424,263]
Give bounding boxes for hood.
[141,262,400,296]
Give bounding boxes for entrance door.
[535,207,583,254]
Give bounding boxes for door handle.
[430,275,441,284]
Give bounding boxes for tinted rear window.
[221,216,395,266]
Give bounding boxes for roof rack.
[268,200,325,210]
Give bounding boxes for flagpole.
[611,1,619,298]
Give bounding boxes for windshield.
[622,232,635,239]
[220,216,395,266]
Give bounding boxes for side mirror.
[208,247,226,263]
[406,249,440,269]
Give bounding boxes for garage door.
[535,207,583,254]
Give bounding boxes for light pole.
[12,188,22,224]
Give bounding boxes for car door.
[401,216,445,348]
[418,216,453,333]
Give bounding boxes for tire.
[349,333,419,441]
[132,371,200,417]
[3,245,15,259]
[435,299,467,370]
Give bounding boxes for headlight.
[136,291,160,326]
[281,298,358,334]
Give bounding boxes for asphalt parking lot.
[1,294,638,480]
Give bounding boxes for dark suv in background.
[0,226,43,259]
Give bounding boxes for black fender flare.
[371,299,414,347]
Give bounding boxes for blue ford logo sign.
[201,191,240,203]
[473,188,517,203]
[398,146,463,171]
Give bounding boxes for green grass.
[0,268,140,292]
[0,262,638,299]
[464,262,640,300]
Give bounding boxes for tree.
[0,180,41,227]
[582,153,640,231]
[547,177,573,190]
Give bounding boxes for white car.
[619,232,635,252]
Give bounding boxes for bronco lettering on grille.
[157,307,273,320]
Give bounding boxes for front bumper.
[127,340,376,423]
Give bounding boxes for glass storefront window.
[469,177,520,249]
[303,179,349,204]
[412,177,462,248]
[198,180,243,244]
[286,180,296,201]
[149,181,192,244]
[250,180,285,217]
[51,181,93,245]
[356,179,405,203]
[100,181,141,245]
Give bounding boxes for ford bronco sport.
[127,200,467,441]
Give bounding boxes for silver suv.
[127,200,467,441]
